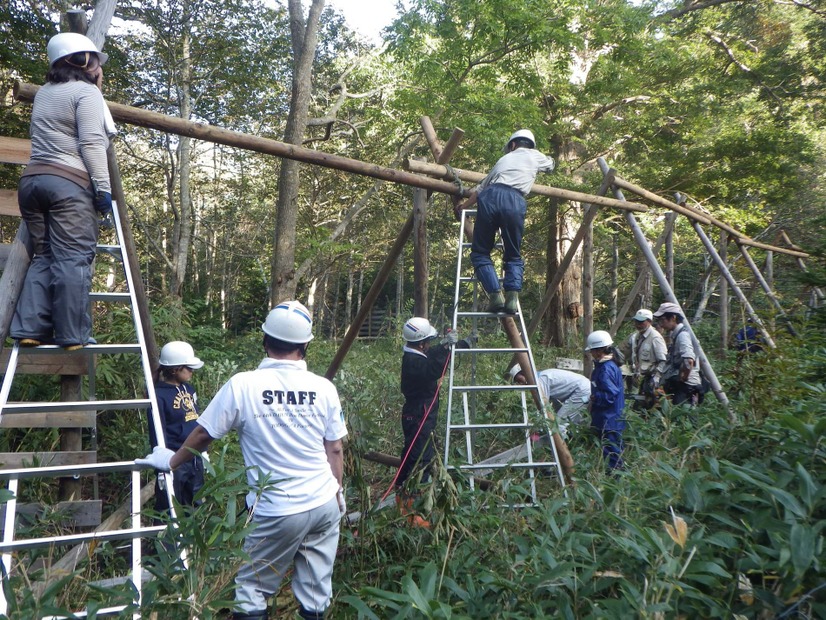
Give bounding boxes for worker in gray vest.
[653,302,703,407]
[629,309,667,410]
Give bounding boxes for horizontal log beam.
[0,136,30,165]
[404,158,648,213]
[13,82,471,198]
[612,176,809,258]
[0,411,96,429]
[0,349,89,375]
[0,451,96,469]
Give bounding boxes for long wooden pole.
[780,231,824,301]
[597,158,732,415]
[691,222,775,349]
[0,226,32,352]
[405,157,647,213]
[612,176,809,258]
[736,241,798,337]
[582,211,594,377]
[413,187,428,317]
[719,232,729,357]
[13,82,469,199]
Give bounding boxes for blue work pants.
[470,184,526,293]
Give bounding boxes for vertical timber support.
[736,241,798,337]
[691,222,775,349]
[596,158,732,417]
[719,232,729,358]
[582,210,594,377]
[665,212,676,289]
[413,186,428,317]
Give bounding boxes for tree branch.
[706,32,784,105]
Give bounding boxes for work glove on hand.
[440,329,459,346]
[135,446,175,472]
[457,333,477,349]
[337,488,347,516]
[93,191,113,215]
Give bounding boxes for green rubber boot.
[486,290,506,313]
[505,290,519,315]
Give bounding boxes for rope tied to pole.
[444,164,464,195]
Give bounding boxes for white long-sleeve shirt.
[475,148,555,196]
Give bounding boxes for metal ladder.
[0,201,181,618]
[443,209,566,505]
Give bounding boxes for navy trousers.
[470,184,526,293]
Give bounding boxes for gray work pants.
[11,175,98,346]
[235,495,340,615]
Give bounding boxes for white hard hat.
[402,317,438,343]
[507,364,523,381]
[47,33,108,67]
[652,302,683,318]
[262,300,314,343]
[632,309,653,322]
[504,129,536,153]
[584,330,613,351]
[159,341,204,369]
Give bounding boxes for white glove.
[201,451,210,463]
[337,488,347,516]
[441,329,459,346]
[135,446,175,472]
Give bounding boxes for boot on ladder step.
[504,290,519,315]
[485,290,506,314]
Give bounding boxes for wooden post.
[608,214,676,337]
[58,377,82,501]
[412,187,428,317]
[665,212,676,288]
[719,232,729,357]
[597,158,732,415]
[736,241,797,337]
[0,226,33,351]
[326,215,414,379]
[582,210,594,377]
[610,232,618,325]
[691,222,775,348]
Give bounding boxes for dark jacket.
[590,356,625,431]
[150,381,201,450]
[401,344,453,418]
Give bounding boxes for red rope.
[379,351,451,504]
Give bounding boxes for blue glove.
[93,191,113,215]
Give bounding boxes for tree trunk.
[270,0,326,305]
[543,200,582,347]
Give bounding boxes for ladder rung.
[456,311,519,318]
[15,344,141,355]
[462,242,503,249]
[0,460,141,479]
[458,276,504,282]
[448,462,559,471]
[451,384,538,392]
[449,422,535,430]
[90,292,131,303]
[96,244,122,255]
[454,347,529,354]
[1,398,151,414]
[0,525,166,553]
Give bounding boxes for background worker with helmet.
[10,33,114,351]
[628,309,668,410]
[508,364,591,434]
[653,302,703,407]
[150,341,206,520]
[453,129,555,314]
[397,317,470,527]
[584,330,626,471]
[137,301,347,620]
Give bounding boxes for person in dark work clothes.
[396,317,469,527]
[150,341,206,518]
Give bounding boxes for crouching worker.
[584,330,626,471]
[150,341,206,521]
[508,364,590,435]
[137,301,347,620]
[397,317,471,528]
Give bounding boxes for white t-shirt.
[537,369,591,404]
[475,148,556,196]
[198,358,347,517]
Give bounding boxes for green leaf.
[790,523,815,575]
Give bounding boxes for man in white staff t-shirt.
[137,301,347,620]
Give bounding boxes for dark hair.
[157,365,186,382]
[510,138,534,150]
[263,334,307,358]
[46,54,99,85]
[662,312,683,323]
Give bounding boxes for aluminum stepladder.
[443,209,566,505]
[0,200,183,618]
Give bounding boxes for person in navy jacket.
[584,330,626,471]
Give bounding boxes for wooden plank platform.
[0,136,31,165]
[0,349,89,376]
[0,189,20,217]
[0,411,96,429]
[0,500,102,531]
[0,451,96,469]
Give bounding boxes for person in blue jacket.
[584,330,626,471]
[150,341,206,518]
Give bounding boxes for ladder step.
[96,244,122,256]
[458,276,504,282]
[1,398,151,414]
[456,311,519,318]
[90,292,131,303]
[451,384,539,392]
[0,525,166,553]
[449,462,559,471]
[15,344,142,355]
[449,422,536,430]
[454,347,529,354]
[462,242,504,249]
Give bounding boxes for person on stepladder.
[397,317,471,528]
[453,129,555,314]
[149,341,207,523]
[11,33,116,350]
[137,302,347,620]
[584,331,626,472]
